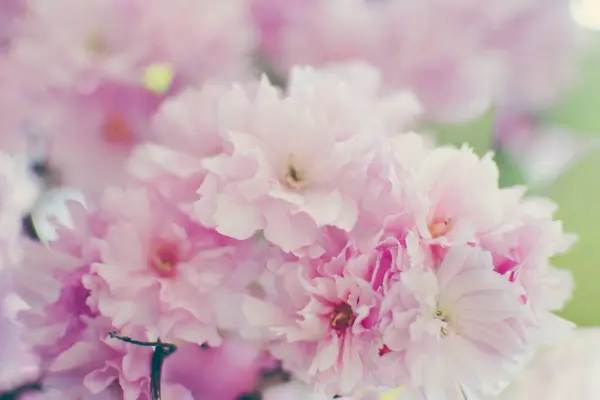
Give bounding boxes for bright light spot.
[380,387,404,400]
[142,63,174,95]
[571,0,600,30]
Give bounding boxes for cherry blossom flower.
[194,65,408,254]
[86,185,266,346]
[379,245,531,399]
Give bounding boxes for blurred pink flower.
[0,0,25,51]
[492,328,600,400]
[162,337,275,400]
[489,1,588,112]
[11,0,255,89]
[251,0,584,121]
[251,0,502,121]
[7,0,257,196]
[37,83,162,197]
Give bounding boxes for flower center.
[331,303,355,334]
[435,309,449,336]
[102,113,134,144]
[150,243,179,277]
[283,155,308,190]
[429,218,453,239]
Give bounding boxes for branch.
[108,332,177,400]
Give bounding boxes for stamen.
[149,243,179,277]
[429,218,453,239]
[283,155,308,190]
[331,303,356,334]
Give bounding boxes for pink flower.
[379,245,531,398]
[11,0,148,89]
[251,0,584,121]
[12,0,256,90]
[0,0,25,52]
[126,84,233,213]
[488,1,588,112]
[243,251,382,396]
[135,0,257,86]
[162,337,275,400]
[395,144,505,247]
[0,270,40,393]
[481,195,576,344]
[8,0,257,196]
[194,65,407,254]
[251,0,502,121]
[38,83,163,197]
[85,185,265,347]
[12,198,104,365]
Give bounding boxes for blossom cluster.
[0,1,582,399]
[2,64,574,399]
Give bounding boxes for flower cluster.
[0,1,582,399]
[5,64,575,399]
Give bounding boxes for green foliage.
[544,149,600,325]
[426,108,494,157]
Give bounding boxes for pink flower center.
[429,218,453,239]
[331,303,355,334]
[102,113,134,144]
[150,243,180,277]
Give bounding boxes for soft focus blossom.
[492,328,600,400]
[0,0,25,51]
[489,2,587,113]
[12,0,256,90]
[36,83,163,196]
[251,0,584,121]
[7,0,257,196]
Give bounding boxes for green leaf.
[543,149,600,325]
[426,107,494,157]
[494,149,526,188]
